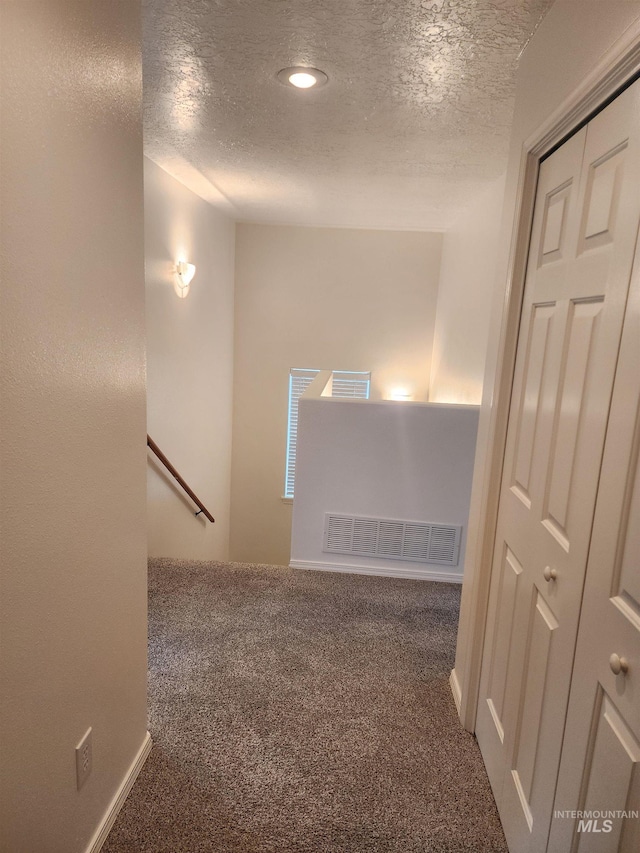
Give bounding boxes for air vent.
[324,514,461,566]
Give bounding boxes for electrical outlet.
[75,728,92,790]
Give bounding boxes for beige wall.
[0,3,149,851]
[429,174,506,405]
[145,158,235,560]
[453,0,640,723]
[231,224,442,566]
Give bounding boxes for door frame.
[457,20,640,733]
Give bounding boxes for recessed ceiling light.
[277,66,328,89]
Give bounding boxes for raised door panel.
[569,691,639,853]
[511,302,557,510]
[485,547,524,745]
[580,141,627,253]
[612,432,640,632]
[540,182,571,262]
[542,298,603,550]
[510,591,559,829]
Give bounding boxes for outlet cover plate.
[76,727,92,790]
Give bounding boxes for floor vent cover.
[323,514,461,566]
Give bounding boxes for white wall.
[291,377,479,582]
[231,224,443,566]
[145,158,235,560]
[430,174,506,405]
[0,3,148,851]
[453,0,640,723]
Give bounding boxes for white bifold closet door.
[548,189,640,853]
[475,78,640,853]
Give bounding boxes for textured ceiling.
[142,0,555,230]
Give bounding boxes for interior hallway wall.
[0,3,148,850]
[145,158,235,560]
[429,174,506,405]
[231,224,442,566]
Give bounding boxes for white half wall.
[231,224,443,566]
[291,385,479,582]
[145,157,235,560]
[0,3,148,851]
[429,174,506,405]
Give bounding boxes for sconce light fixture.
[175,260,196,298]
[389,387,413,401]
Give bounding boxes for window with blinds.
[331,370,371,398]
[284,368,371,499]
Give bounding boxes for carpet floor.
[103,559,507,853]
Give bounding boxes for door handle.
[609,654,629,676]
[543,566,558,582]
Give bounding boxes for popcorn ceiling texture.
[142,0,555,229]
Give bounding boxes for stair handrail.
[147,434,215,523]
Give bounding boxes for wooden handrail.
[147,434,215,523]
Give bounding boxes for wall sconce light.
[174,260,196,298]
[389,387,413,401]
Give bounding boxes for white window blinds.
[331,370,371,398]
[284,369,320,499]
[284,368,371,499]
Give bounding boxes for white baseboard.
[290,558,463,584]
[84,730,152,853]
[449,668,462,715]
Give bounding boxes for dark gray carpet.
[103,559,507,853]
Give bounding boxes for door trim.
[457,19,640,733]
